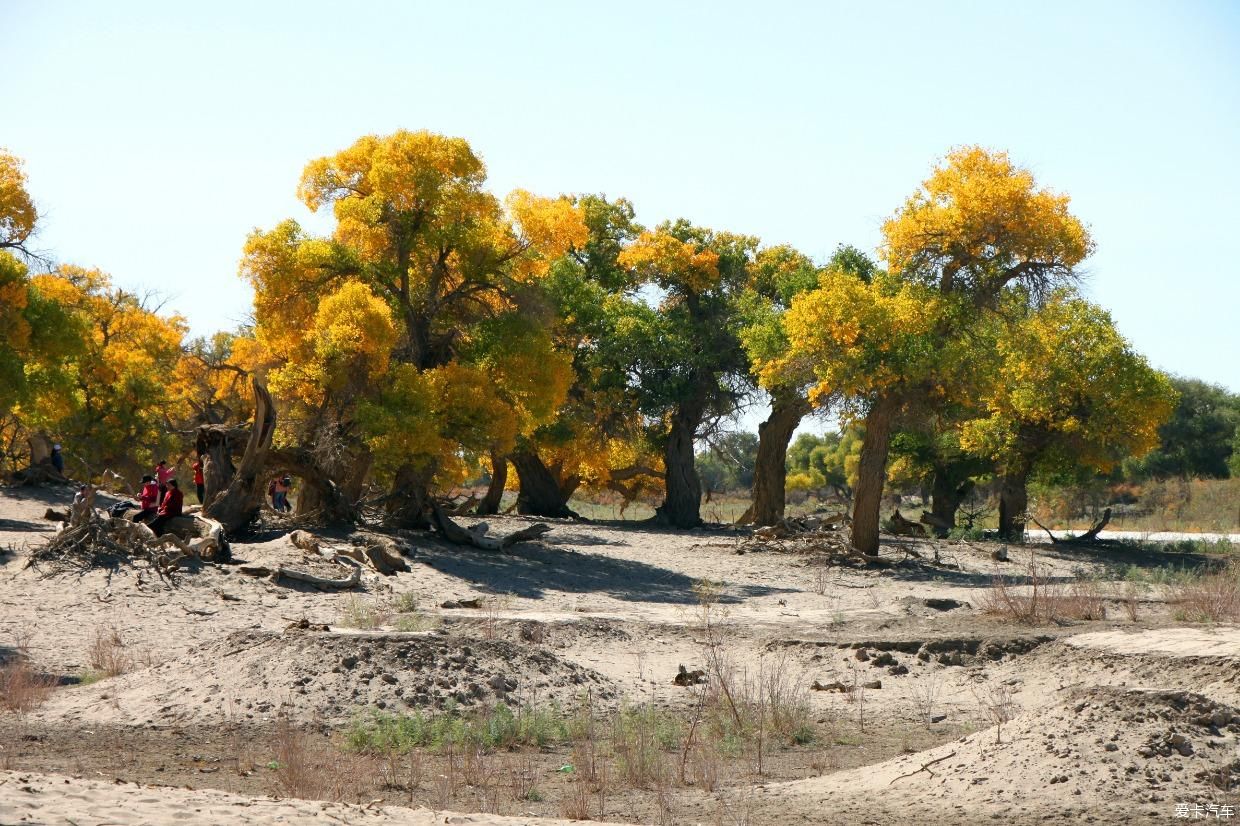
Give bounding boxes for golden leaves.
[777,271,947,402]
[617,230,721,293]
[0,150,37,251]
[881,146,1093,294]
[959,293,1176,473]
[507,190,588,281]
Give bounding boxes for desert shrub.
[87,625,133,677]
[346,703,570,754]
[0,636,56,713]
[339,596,387,629]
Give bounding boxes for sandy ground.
[2,483,1239,824]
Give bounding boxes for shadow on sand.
[415,540,794,605]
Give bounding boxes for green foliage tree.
[741,245,874,525]
[1122,378,1238,480]
[611,221,756,527]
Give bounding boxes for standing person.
[273,476,291,513]
[50,443,65,475]
[131,474,159,523]
[148,479,183,536]
[192,458,205,504]
[154,460,175,504]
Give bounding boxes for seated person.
[148,479,184,536]
[131,475,160,523]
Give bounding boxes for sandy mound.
[0,770,622,826]
[752,686,1240,823]
[34,627,616,727]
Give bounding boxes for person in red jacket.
[148,479,184,536]
[131,475,160,523]
[192,459,205,503]
[154,460,176,504]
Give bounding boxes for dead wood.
[288,529,321,554]
[888,509,927,538]
[430,500,551,551]
[889,751,957,785]
[1028,508,1112,545]
[362,537,410,575]
[440,493,481,516]
[919,510,953,533]
[274,557,361,590]
[1079,507,1112,542]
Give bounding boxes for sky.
[3,1,1239,429]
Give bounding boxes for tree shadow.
[542,531,630,548]
[0,517,54,533]
[414,540,793,604]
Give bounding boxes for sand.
[2,483,1239,824]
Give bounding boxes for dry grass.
[979,559,1108,624]
[87,625,133,677]
[1,633,57,713]
[270,716,380,801]
[1173,562,1240,622]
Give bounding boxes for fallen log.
[430,501,551,551]
[888,510,927,538]
[274,557,362,590]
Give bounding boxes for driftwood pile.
[743,511,917,568]
[247,506,556,592]
[28,486,229,579]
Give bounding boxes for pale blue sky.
[4,0,1239,410]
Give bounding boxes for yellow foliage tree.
[24,266,186,479]
[784,147,1093,554]
[961,292,1176,538]
[243,130,582,525]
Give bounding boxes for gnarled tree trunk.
[997,463,1031,541]
[386,463,434,529]
[477,450,508,516]
[750,391,811,526]
[12,432,67,485]
[655,399,705,529]
[850,395,897,556]
[268,446,357,524]
[196,424,247,508]
[511,449,576,518]
[203,380,276,533]
[927,468,975,538]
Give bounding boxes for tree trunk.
[195,424,247,508]
[511,449,576,518]
[203,380,276,533]
[28,432,52,467]
[997,464,1031,541]
[386,463,434,529]
[751,392,811,526]
[927,469,975,538]
[850,395,897,556]
[477,450,508,515]
[655,401,705,528]
[339,450,372,505]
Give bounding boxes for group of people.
[129,458,205,536]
